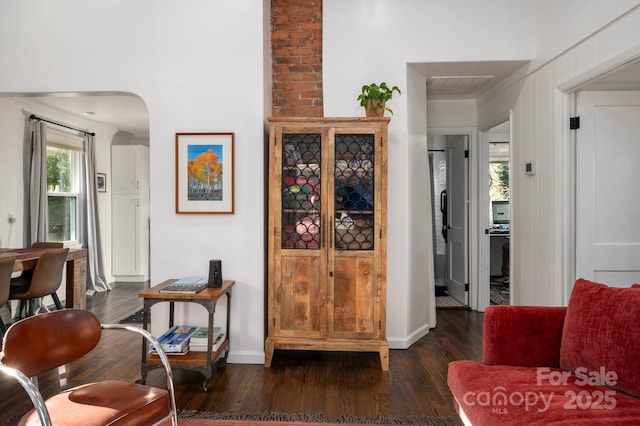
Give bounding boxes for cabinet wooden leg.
[264,339,274,367]
[379,345,389,371]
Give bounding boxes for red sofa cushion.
[560,279,640,398]
[483,306,566,368]
[448,361,640,426]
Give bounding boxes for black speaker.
[208,259,222,287]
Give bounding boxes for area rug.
[490,281,509,305]
[119,309,146,324]
[178,411,463,425]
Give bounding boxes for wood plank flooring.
[0,282,483,424]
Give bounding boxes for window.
[489,162,510,226]
[46,136,82,243]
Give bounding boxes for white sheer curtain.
[27,120,48,244]
[82,133,110,293]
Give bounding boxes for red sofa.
[448,279,640,425]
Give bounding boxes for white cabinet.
[111,145,149,281]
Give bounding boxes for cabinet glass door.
[281,133,322,249]
[334,134,375,250]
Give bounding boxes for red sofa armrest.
[483,305,566,367]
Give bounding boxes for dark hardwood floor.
[0,282,483,425]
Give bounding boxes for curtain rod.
[29,114,95,137]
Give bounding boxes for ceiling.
[418,60,531,98]
[12,93,150,138]
[10,59,640,139]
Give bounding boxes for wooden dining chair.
[0,256,16,336]
[1,309,178,425]
[9,248,69,318]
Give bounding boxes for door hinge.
[570,116,580,130]
[465,283,470,292]
[379,320,381,330]
[464,150,469,158]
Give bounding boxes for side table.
[138,279,234,391]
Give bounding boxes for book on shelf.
[149,348,189,356]
[149,325,199,353]
[190,330,226,352]
[159,277,208,294]
[190,326,221,344]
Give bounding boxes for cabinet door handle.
[330,215,333,249]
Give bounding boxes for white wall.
[0,0,266,363]
[478,3,640,306]
[323,0,536,346]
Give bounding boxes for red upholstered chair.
[0,309,177,426]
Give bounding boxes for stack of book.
[149,325,199,355]
[150,325,226,355]
[189,326,226,352]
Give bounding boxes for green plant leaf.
[357,82,401,113]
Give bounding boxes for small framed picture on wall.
[96,173,107,193]
[175,132,235,214]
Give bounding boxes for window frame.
[45,129,84,245]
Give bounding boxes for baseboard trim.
[228,351,265,365]
[387,325,430,350]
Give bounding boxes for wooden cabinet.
[111,145,149,281]
[265,117,389,370]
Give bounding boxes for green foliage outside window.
[47,147,72,192]
[489,162,510,200]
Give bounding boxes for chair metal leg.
[18,301,26,319]
[51,293,63,310]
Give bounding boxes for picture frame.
[96,173,107,193]
[175,132,235,214]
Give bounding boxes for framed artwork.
[96,173,107,193]
[175,132,235,214]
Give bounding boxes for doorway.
[430,134,469,309]
[487,121,510,305]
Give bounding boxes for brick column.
[271,0,323,117]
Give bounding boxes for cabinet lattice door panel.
[266,117,389,370]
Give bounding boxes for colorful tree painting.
[187,144,224,200]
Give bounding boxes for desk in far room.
[489,230,509,278]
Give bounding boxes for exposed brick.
[271,0,322,117]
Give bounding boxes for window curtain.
[27,120,48,244]
[22,119,49,316]
[81,133,110,294]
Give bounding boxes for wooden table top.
[138,279,235,300]
[0,247,87,272]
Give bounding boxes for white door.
[445,135,469,303]
[576,91,640,286]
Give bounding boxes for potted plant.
[357,82,401,117]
